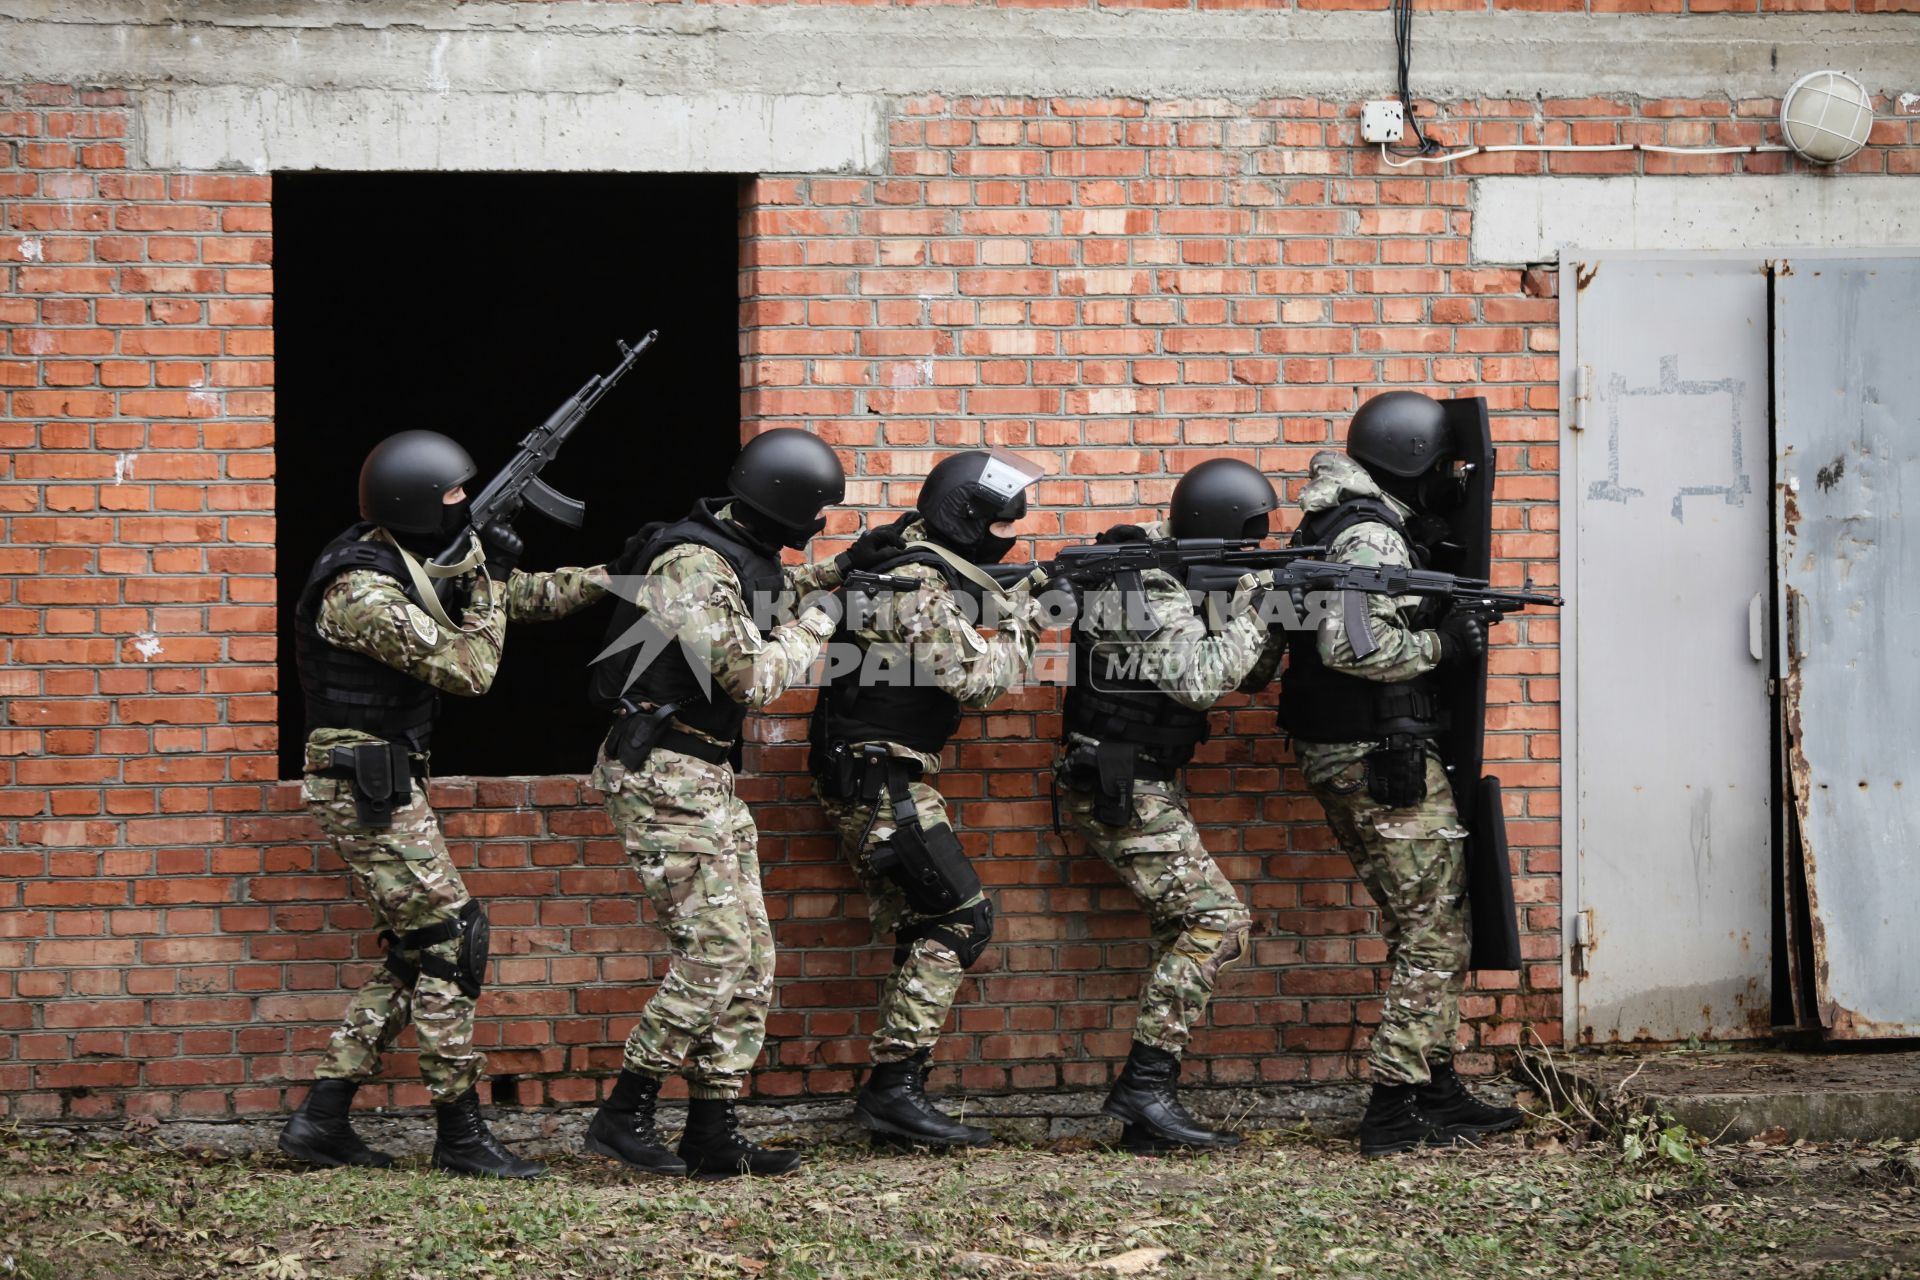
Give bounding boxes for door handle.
[1748,592,1766,662]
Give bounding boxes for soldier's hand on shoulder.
[836,526,909,574]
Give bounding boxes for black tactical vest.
[1278,497,1446,743]
[294,522,441,753]
[810,543,987,756]
[1060,568,1214,768]
[587,499,787,745]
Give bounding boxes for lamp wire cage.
[1780,70,1875,164]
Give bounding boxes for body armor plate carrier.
[1278,498,1446,744]
[294,522,441,755]
[589,499,788,754]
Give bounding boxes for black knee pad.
[384,899,489,999]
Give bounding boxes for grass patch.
[3,1122,1916,1278]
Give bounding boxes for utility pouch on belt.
[866,763,979,916]
[327,741,414,831]
[1364,734,1429,809]
[605,700,681,772]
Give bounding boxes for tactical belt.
[604,702,733,769]
[315,741,416,830]
[1280,677,1449,743]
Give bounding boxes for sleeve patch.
[405,604,441,648]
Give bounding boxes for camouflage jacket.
[627,506,845,743]
[838,518,1043,774]
[303,549,610,773]
[1072,518,1268,720]
[1256,451,1448,781]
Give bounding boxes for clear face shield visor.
[975,449,1046,536]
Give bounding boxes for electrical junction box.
[1361,100,1405,144]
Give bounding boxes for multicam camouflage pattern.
[301,555,607,1098]
[590,532,843,1096]
[1055,542,1260,1056]
[816,518,1041,1058]
[817,780,986,1062]
[1302,750,1469,1085]
[303,559,611,771]
[1288,449,1469,1086]
[593,746,774,1099]
[303,783,481,1102]
[611,513,841,746]
[1059,782,1252,1056]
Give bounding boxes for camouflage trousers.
[594,745,773,1099]
[817,777,987,1064]
[304,775,482,1104]
[1059,779,1252,1057]
[1299,742,1471,1087]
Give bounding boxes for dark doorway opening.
[274,172,744,779]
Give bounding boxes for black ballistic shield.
[1432,397,1521,971]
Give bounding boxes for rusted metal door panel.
[1568,257,1774,1043]
[1774,258,1920,1039]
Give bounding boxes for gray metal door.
[1774,257,1920,1039]
[1566,258,1775,1043]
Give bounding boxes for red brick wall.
[3,80,1916,1118]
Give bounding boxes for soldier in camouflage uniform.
[1056,458,1272,1153]
[1264,392,1523,1156]
[582,428,908,1180]
[280,430,608,1179]
[808,449,1047,1150]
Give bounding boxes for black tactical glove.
[1436,611,1487,664]
[1095,523,1150,545]
[480,521,523,577]
[835,526,909,576]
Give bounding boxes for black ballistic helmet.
[1347,391,1452,480]
[727,428,846,540]
[1168,457,1280,539]
[358,430,477,537]
[917,448,1044,562]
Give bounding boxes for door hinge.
[1569,910,1592,979]
[1568,365,1590,432]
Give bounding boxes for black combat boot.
[585,1069,687,1176]
[855,1051,994,1150]
[278,1078,394,1169]
[1101,1042,1241,1154]
[677,1097,803,1179]
[1415,1059,1524,1140]
[1357,1082,1449,1157]
[431,1088,547,1179]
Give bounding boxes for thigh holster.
[861,757,979,918]
[381,899,489,999]
[1059,739,1179,829]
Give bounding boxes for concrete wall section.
[1472,177,1920,262]
[138,87,891,173]
[2,4,1915,102]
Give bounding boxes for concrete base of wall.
[1521,1048,1920,1143]
[28,1083,1393,1159]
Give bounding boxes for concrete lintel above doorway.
[138,87,890,175]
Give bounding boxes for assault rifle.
[430,330,658,582]
[982,537,1331,589]
[1274,561,1562,659]
[981,537,1561,651]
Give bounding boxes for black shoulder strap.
[302,524,415,606]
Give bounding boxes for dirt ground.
[3,1113,1916,1280]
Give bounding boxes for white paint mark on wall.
[18,237,42,261]
[427,33,451,94]
[1897,93,1920,116]
[1471,175,1920,263]
[114,452,136,484]
[131,632,164,660]
[187,391,219,414]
